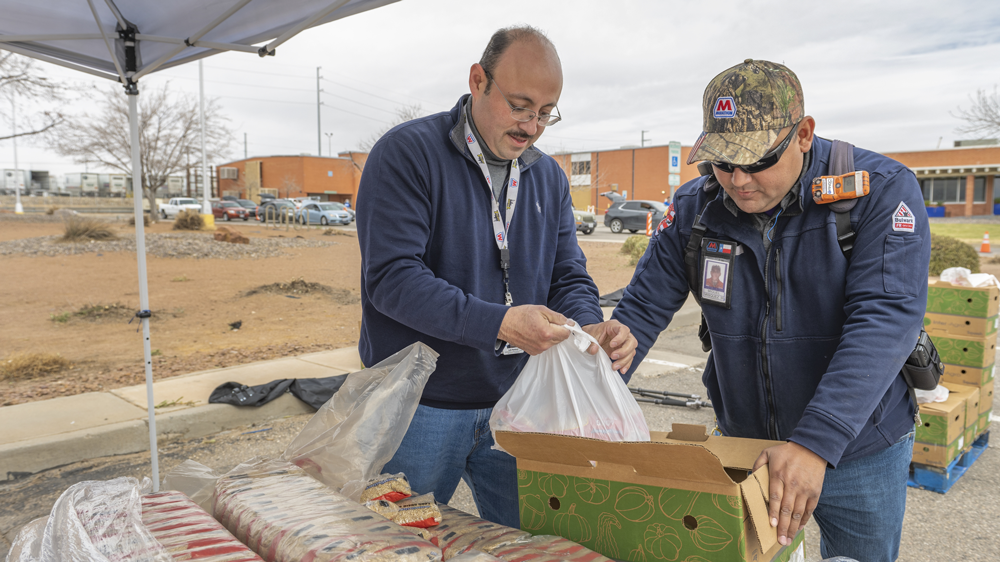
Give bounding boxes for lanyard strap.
[464,121,520,305]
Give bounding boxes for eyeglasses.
[484,70,562,127]
[712,122,800,174]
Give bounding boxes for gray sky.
[3,0,1000,181]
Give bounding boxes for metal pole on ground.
[128,91,160,491]
[199,60,214,229]
[11,94,23,214]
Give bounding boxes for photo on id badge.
[702,258,729,304]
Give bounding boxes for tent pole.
[200,60,211,216]
[129,92,160,491]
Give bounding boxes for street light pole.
[324,132,334,158]
[11,94,23,214]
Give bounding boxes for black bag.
[900,329,944,391]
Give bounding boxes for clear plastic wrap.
[6,477,172,562]
[392,494,442,528]
[447,552,502,562]
[360,473,413,503]
[427,505,530,560]
[489,535,613,561]
[212,458,442,562]
[489,323,650,453]
[141,491,263,561]
[160,459,222,514]
[282,343,439,501]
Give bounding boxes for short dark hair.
[479,25,554,94]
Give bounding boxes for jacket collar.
[448,94,544,170]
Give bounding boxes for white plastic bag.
[915,384,950,404]
[489,322,650,453]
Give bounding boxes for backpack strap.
[828,140,858,260]
[685,173,719,352]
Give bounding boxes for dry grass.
[173,209,204,231]
[45,206,59,215]
[0,352,70,381]
[59,216,118,242]
[128,213,151,227]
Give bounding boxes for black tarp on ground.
[599,287,626,307]
[209,374,349,410]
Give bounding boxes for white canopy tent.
[0,0,400,490]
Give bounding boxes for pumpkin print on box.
[595,512,621,558]
[644,522,682,560]
[657,488,700,520]
[574,477,612,505]
[553,504,592,543]
[711,493,742,518]
[520,494,546,530]
[538,473,570,498]
[615,486,656,522]
[517,469,532,488]
[688,514,734,552]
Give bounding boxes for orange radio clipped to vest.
[811,170,870,204]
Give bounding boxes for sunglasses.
[712,122,800,174]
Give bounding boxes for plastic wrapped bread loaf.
[490,535,612,562]
[212,459,442,562]
[426,505,530,560]
[142,491,264,561]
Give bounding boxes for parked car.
[257,199,296,222]
[325,201,355,222]
[295,201,352,226]
[158,197,202,219]
[573,208,596,235]
[604,200,667,234]
[236,199,259,218]
[289,196,321,209]
[259,193,276,201]
[212,200,249,221]
[221,195,239,202]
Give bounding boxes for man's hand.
[497,305,571,355]
[752,441,827,547]
[582,320,637,374]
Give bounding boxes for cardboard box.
[942,363,995,387]
[942,383,980,429]
[497,426,806,562]
[978,409,993,434]
[912,433,965,468]
[924,312,999,339]
[980,379,994,414]
[964,425,977,452]
[927,280,1000,318]
[916,390,967,445]
[932,334,997,368]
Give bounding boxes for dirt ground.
[0,218,637,406]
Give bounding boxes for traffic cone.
[981,231,991,253]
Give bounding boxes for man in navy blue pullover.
[612,60,930,561]
[356,26,637,528]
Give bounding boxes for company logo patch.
[466,134,475,144]
[707,241,719,252]
[496,232,504,242]
[713,97,736,118]
[892,202,915,232]
[720,243,732,254]
[656,204,676,233]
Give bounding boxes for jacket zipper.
[761,247,780,441]
[775,247,783,332]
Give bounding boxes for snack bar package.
[142,491,264,562]
[427,505,530,560]
[490,535,613,562]
[394,494,443,528]
[213,459,442,562]
[360,473,413,503]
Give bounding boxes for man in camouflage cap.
[612,59,930,561]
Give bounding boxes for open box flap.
[740,464,778,554]
[652,424,779,471]
[495,431,736,487]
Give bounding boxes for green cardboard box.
[924,312,999,338]
[964,425,977,452]
[980,379,994,414]
[978,409,993,434]
[497,426,806,562]
[932,334,997,368]
[942,363,995,387]
[912,433,966,468]
[942,383,980,429]
[915,391,967,445]
[926,280,1000,318]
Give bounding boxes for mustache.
[506,130,531,141]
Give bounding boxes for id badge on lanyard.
[700,238,737,309]
[465,121,524,355]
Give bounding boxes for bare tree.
[0,51,66,142]
[357,104,426,152]
[50,83,232,220]
[955,87,1000,138]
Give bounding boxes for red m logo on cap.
[714,97,736,118]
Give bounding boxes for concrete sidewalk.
[1,297,707,480]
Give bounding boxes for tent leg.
[129,92,160,491]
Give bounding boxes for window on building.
[920,177,986,204]
[974,177,986,203]
[571,161,591,175]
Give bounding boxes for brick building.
[216,152,368,205]
[882,143,1000,217]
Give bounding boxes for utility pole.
[11,94,23,214]
[641,130,651,147]
[199,60,211,216]
[325,132,334,158]
[244,133,247,159]
[316,67,323,157]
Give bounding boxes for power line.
[321,90,397,115]
[216,94,390,124]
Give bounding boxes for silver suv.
[604,200,667,234]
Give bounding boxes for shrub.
[128,213,151,227]
[60,216,118,242]
[0,352,70,381]
[173,209,204,230]
[620,235,650,266]
[45,206,59,215]
[929,233,980,277]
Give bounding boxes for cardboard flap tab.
[666,424,710,442]
[740,464,777,554]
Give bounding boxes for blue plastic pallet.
[909,431,990,494]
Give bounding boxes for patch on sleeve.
[656,203,676,233]
[892,202,915,233]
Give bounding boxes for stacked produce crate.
[911,280,996,492]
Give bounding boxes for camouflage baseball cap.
[687,59,804,165]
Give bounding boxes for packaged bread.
[142,491,264,562]
[490,535,613,562]
[426,505,529,559]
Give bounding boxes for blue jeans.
[813,431,914,562]
[383,404,519,528]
